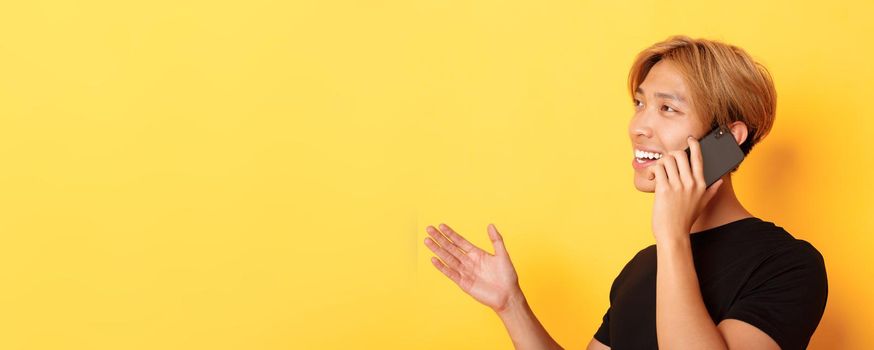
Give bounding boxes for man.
[423,35,827,349]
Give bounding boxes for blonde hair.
[628,35,777,155]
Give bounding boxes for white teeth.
[634,149,662,160]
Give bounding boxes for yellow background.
[0,0,871,349]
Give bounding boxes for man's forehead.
[635,86,688,104]
[638,61,690,99]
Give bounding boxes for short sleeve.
[593,307,610,346]
[724,241,828,350]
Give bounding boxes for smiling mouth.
[632,149,664,169]
[634,149,663,162]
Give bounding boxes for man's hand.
[424,223,522,313]
[649,136,723,243]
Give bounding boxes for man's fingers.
[426,226,471,263]
[424,237,463,270]
[661,155,681,188]
[671,150,694,189]
[653,159,668,190]
[487,223,507,256]
[687,136,706,186]
[438,223,477,253]
[431,257,463,285]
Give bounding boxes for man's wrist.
[654,228,692,250]
[495,288,528,320]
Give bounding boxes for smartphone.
[684,126,745,188]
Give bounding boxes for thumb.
[488,223,507,256]
[702,178,724,204]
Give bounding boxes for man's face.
[629,60,707,193]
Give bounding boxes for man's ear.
[728,121,749,146]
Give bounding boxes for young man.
[423,35,828,349]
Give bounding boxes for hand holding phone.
[684,126,745,188]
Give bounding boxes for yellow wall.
[0,0,870,349]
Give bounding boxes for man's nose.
[629,112,655,139]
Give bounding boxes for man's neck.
[690,175,753,234]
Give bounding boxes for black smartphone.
[684,126,745,188]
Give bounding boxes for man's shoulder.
[631,243,658,263]
[750,219,824,262]
[610,244,657,284]
[767,238,826,268]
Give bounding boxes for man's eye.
[662,105,676,112]
[633,99,642,107]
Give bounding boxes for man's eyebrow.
[635,87,686,104]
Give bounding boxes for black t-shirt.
[593,217,828,350]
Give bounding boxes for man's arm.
[656,237,779,350]
[424,223,566,350]
[496,290,564,350]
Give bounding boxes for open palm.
[424,223,521,312]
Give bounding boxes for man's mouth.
[634,149,663,162]
[632,149,663,169]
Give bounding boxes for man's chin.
[633,177,655,193]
